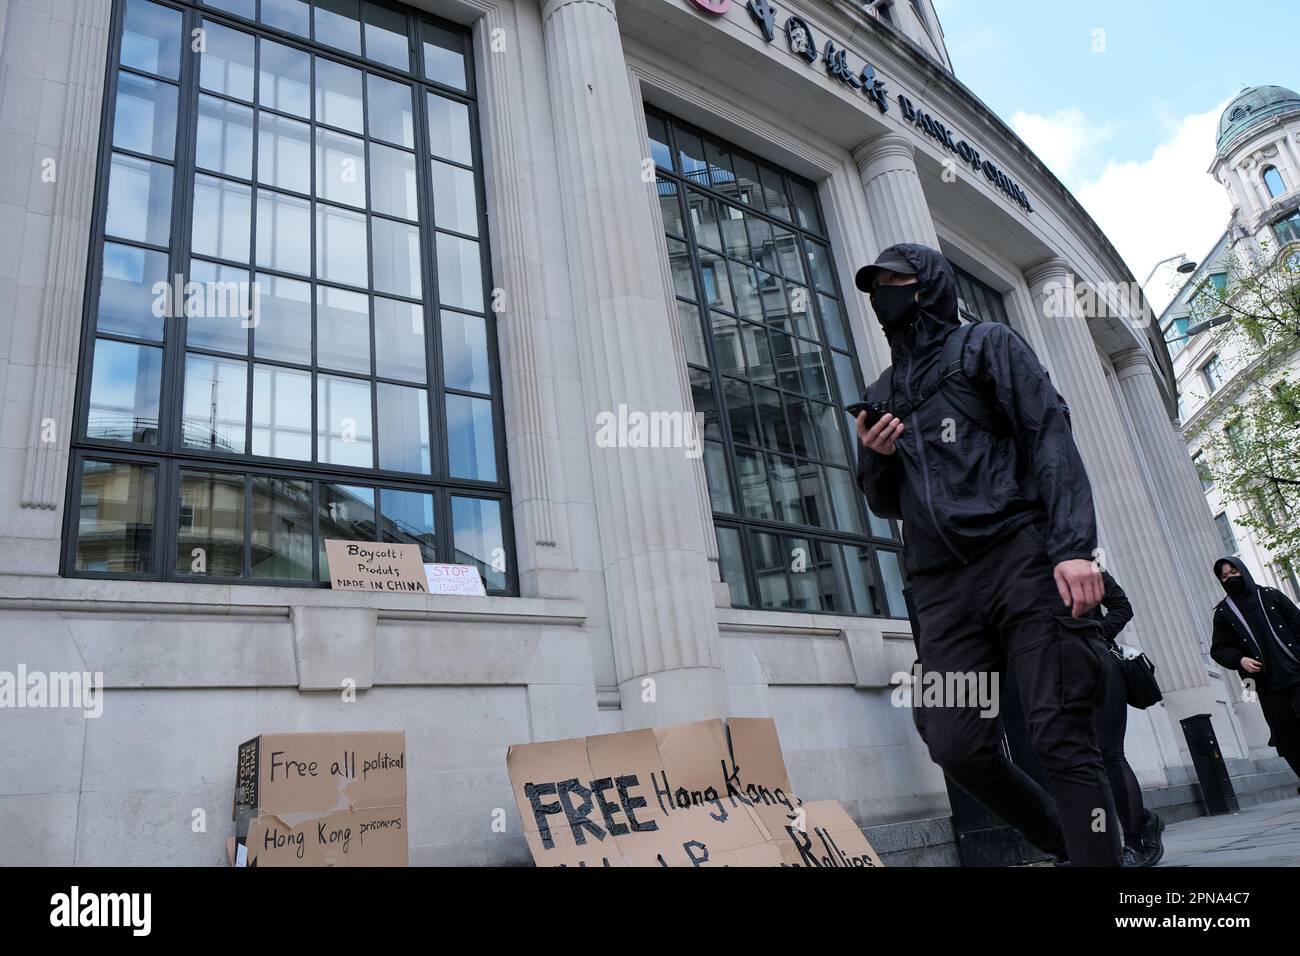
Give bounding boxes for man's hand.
[858,411,905,455]
[1241,657,1264,674]
[1054,559,1103,618]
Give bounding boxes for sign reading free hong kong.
[507,716,883,867]
[684,0,1034,213]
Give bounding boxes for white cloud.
[1070,104,1232,315]
[1011,107,1112,181]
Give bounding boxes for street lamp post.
[1165,313,1232,344]
[1144,253,1199,287]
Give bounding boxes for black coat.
[1094,571,1133,644]
[855,244,1099,575]
[1209,556,1300,691]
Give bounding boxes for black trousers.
[1092,650,1147,845]
[1258,682,1300,778]
[911,523,1122,867]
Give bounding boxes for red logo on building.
[688,0,732,14]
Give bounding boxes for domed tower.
[1209,85,1300,249]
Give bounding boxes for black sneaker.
[1135,810,1165,867]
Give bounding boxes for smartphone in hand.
[847,401,888,430]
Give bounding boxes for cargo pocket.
[1056,614,1108,709]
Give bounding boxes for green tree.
[1185,241,1300,571]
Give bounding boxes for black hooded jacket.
[855,244,1098,575]
[1210,556,1300,691]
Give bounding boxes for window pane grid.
[68,0,510,592]
[649,108,903,618]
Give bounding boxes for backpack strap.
[925,323,1008,434]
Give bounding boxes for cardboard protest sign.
[232,731,408,867]
[323,539,428,593]
[506,717,882,867]
[424,562,487,596]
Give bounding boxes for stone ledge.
[0,573,586,624]
[717,605,913,640]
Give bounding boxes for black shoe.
[1135,810,1165,867]
[1122,845,1143,867]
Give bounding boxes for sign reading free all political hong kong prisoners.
[324,539,429,593]
[231,731,408,867]
[507,717,883,867]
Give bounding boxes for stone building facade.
[0,0,1289,865]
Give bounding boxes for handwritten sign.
[323,539,428,593]
[232,731,408,867]
[506,717,883,867]
[424,563,487,596]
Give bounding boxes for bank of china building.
[0,0,1286,864]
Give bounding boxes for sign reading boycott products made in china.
[323,539,429,593]
[507,717,883,867]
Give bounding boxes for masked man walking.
[855,243,1120,866]
[1211,557,1300,785]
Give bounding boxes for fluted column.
[21,0,113,512]
[538,0,725,727]
[1112,349,1228,643]
[852,133,941,250]
[1112,348,1274,752]
[1025,260,1217,724]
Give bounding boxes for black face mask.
[870,283,919,331]
[1223,576,1246,597]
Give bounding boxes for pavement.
[1157,795,1300,866]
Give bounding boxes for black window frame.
[953,263,1011,326]
[62,0,516,594]
[647,106,907,620]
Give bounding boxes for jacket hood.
[1214,556,1258,598]
[871,243,960,361]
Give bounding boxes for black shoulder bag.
[1111,644,1163,709]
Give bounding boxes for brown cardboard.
[233,731,407,867]
[507,717,882,868]
[783,801,885,868]
[244,807,409,867]
[323,539,429,593]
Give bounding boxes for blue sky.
[931,0,1300,309]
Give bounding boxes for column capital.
[541,0,616,26]
[1024,256,1073,289]
[1111,346,1154,379]
[852,132,916,175]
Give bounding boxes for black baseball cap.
[854,248,918,293]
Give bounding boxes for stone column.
[1111,349,1228,643]
[852,133,941,250]
[1112,347,1274,752]
[538,0,726,727]
[20,0,112,520]
[1024,260,1219,726]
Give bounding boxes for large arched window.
[64,0,514,592]
[1263,165,1287,199]
[645,108,908,619]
